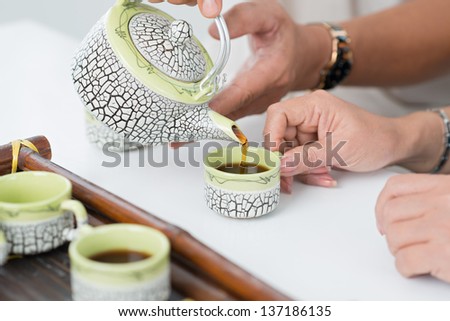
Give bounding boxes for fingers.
[264,96,325,174]
[384,217,430,255]
[377,174,437,209]
[210,65,286,119]
[281,168,336,192]
[295,132,318,147]
[279,144,328,178]
[376,193,428,235]
[198,0,222,18]
[281,176,293,194]
[394,242,450,282]
[395,242,450,283]
[148,0,222,18]
[168,0,196,4]
[208,2,277,39]
[375,174,450,283]
[391,216,450,283]
[148,0,196,5]
[263,93,342,175]
[296,171,337,188]
[210,83,261,119]
[209,1,296,119]
[375,174,439,232]
[216,88,285,121]
[264,95,323,152]
[263,103,292,152]
[394,243,433,278]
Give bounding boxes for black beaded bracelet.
[430,109,450,173]
[314,23,353,90]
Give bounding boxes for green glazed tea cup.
[69,223,171,301]
[204,146,281,219]
[0,171,88,265]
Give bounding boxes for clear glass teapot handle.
[199,15,231,97]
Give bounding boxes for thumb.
[280,142,328,177]
[198,0,222,18]
[209,2,276,39]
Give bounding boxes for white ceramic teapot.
[72,0,241,146]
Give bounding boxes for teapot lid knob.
[105,3,231,104]
[168,20,193,46]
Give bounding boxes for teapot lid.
[130,15,206,83]
[106,0,229,104]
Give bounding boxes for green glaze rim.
[0,171,71,219]
[106,1,215,104]
[69,224,170,282]
[204,146,281,192]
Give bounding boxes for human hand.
[208,0,330,120]
[376,174,450,283]
[148,0,222,18]
[263,90,403,192]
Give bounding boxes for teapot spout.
[208,111,245,144]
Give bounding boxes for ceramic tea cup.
[0,171,88,265]
[69,223,171,301]
[204,146,281,219]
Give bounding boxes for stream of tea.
[217,126,269,174]
[232,126,249,168]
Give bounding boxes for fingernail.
[201,0,219,17]
[281,183,293,194]
[286,181,293,194]
[309,167,330,175]
[322,179,337,187]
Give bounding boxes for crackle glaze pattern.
[205,185,281,219]
[72,19,228,145]
[86,112,139,151]
[130,14,206,82]
[0,211,74,255]
[71,268,170,301]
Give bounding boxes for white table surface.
[1,21,449,300]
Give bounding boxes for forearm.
[296,0,450,90]
[342,0,450,86]
[390,107,450,173]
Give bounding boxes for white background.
[1,0,449,300]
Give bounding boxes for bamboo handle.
[0,136,52,175]
[171,263,236,301]
[0,137,291,301]
[88,211,236,301]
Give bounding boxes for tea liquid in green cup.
[204,146,281,219]
[69,223,171,301]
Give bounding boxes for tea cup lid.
[106,0,230,104]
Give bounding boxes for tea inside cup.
[69,223,171,301]
[204,146,281,219]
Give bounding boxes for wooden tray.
[0,136,291,301]
[0,213,230,300]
